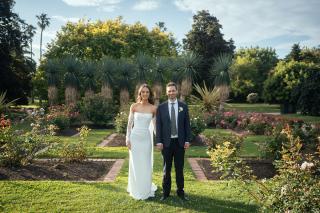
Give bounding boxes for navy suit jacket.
[156,101,191,148]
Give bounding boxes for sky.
[14,0,320,64]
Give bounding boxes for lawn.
[0,129,259,212]
[225,103,280,113]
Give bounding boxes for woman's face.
[140,87,150,101]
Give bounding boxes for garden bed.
[197,158,276,180]
[0,159,115,181]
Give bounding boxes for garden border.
[36,158,125,182]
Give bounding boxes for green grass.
[0,128,259,212]
[225,103,280,113]
[240,135,271,158]
[0,148,259,212]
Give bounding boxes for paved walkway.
[187,158,208,181]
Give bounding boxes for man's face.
[166,85,177,100]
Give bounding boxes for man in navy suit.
[156,82,191,201]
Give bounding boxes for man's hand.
[156,143,163,151]
[184,142,190,149]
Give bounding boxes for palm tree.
[25,24,36,61]
[211,53,233,111]
[36,13,50,62]
[168,57,183,94]
[134,52,153,98]
[152,57,168,105]
[99,56,115,100]
[82,60,96,99]
[63,56,80,106]
[117,59,134,108]
[44,59,60,106]
[179,52,201,101]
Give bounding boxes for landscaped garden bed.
[0,159,115,181]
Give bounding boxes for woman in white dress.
[126,84,157,200]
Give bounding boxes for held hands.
[156,143,163,151]
[184,142,190,149]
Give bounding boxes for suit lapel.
[177,101,182,128]
[163,101,170,124]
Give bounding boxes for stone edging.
[97,133,118,147]
[187,158,208,181]
[35,158,125,182]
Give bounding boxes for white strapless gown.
[127,112,157,200]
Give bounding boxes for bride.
[126,83,157,200]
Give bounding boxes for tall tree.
[286,43,302,62]
[183,10,235,87]
[25,24,36,61]
[99,56,115,100]
[36,13,50,62]
[44,59,60,106]
[211,53,233,110]
[179,52,201,101]
[0,0,33,104]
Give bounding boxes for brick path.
[97,133,118,147]
[187,158,208,181]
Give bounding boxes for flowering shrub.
[60,125,90,162]
[190,114,206,141]
[209,125,320,212]
[268,120,319,160]
[0,110,57,167]
[115,111,128,134]
[0,114,11,128]
[46,105,79,130]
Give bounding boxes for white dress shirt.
[168,99,178,138]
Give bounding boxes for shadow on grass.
[145,192,258,213]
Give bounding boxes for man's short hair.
[166,82,177,90]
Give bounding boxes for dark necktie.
[171,103,177,136]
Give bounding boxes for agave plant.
[134,52,153,98]
[0,91,18,113]
[168,57,183,94]
[99,56,115,100]
[179,52,201,101]
[63,56,80,106]
[82,60,96,99]
[152,57,168,105]
[190,82,219,112]
[44,59,61,106]
[211,53,233,110]
[117,59,134,108]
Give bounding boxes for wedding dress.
[126,112,157,200]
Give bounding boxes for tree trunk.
[216,85,230,111]
[65,86,77,106]
[180,78,192,102]
[101,83,113,100]
[84,89,94,99]
[120,88,129,109]
[48,86,58,106]
[40,29,43,62]
[153,83,162,106]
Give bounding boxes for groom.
[156,82,191,201]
